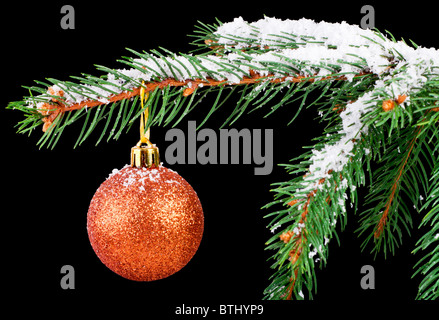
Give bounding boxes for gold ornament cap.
[131,141,160,168]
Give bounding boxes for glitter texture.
[87,165,204,281]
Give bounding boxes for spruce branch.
[357,122,424,257]
[7,16,439,300]
[412,137,439,300]
[10,46,364,149]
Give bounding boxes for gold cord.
[131,82,160,168]
[140,82,151,146]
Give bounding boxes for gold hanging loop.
[139,83,151,146]
[131,82,160,168]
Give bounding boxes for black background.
[2,0,437,316]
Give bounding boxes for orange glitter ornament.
[87,164,204,281]
[87,87,203,281]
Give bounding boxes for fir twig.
[7,16,439,300]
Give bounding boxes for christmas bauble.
[87,165,204,281]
